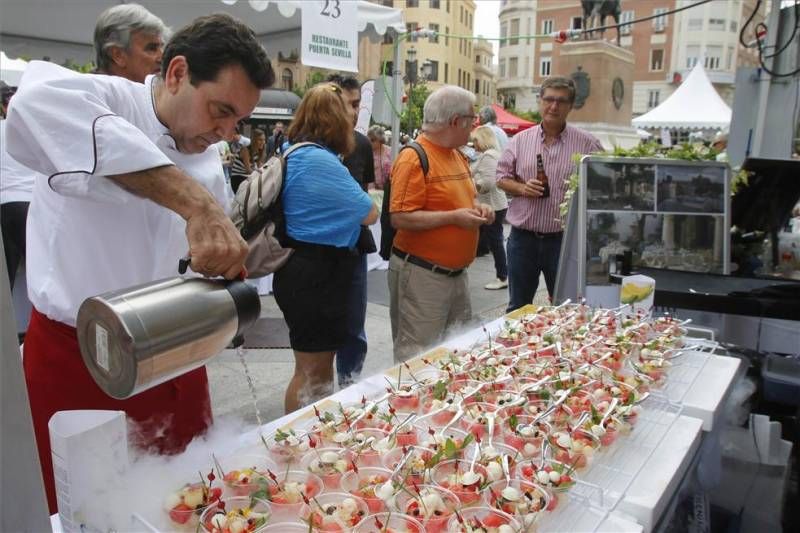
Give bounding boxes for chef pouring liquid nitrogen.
[5,14,275,513]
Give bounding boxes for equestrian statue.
[581,0,623,46]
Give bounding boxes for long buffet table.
[52,305,740,532]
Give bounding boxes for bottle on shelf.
[536,154,550,198]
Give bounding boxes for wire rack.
[584,396,682,511]
[651,336,718,404]
[537,485,609,532]
[534,396,682,532]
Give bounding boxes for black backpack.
[379,141,429,260]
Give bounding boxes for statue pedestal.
[555,40,639,148]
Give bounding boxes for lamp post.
[405,46,418,135]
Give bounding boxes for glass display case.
[578,157,730,289]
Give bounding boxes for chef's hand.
[522,179,545,198]
[475,203,495,225]
[185,205,248,280]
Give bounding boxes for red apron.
[24,308,213,514]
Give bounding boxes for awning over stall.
[0,0,404,54]
[251,89,301,120]
[492,104,536,134]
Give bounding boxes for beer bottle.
[536,154,550,198]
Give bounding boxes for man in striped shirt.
[496,76,603,312]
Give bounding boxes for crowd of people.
[0,3,603,514]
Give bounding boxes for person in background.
[0,81,12,119]
[268,121,286,156]
[327,73,376,388]
[229,127,251,156]
[6,14,274,512]
[497,76,602,311]
[230,127,266,193]
[368,125,392,191]
[711,130,728,162]
[388,85,494,363]
[93,3,168,82]
[478,105,509,152]
[216,139,233,182]
[1,83,36,293]
[275,83,378,412]
[470,125,509,290]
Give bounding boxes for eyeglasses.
[540,96,572,106]
[326,84,342,94]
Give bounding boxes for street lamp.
[405,46,418,135]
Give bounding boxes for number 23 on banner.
[320,0,341,18]
[302,0,358,72]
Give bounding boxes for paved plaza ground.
[207,248,550,425]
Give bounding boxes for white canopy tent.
[632,62,732,131]
[0,0,404,62]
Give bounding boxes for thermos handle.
[177,256,247,280]
[178,256,191,275]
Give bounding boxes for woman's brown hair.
[287,83,355,156]
[248,128,267,163]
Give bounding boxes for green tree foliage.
[62,60,95,73]
[401,81,430,134]
[292,70,327,98]
[508,108,541,123]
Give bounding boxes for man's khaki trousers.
[387,254,472,363]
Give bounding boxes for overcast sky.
[474,0,501,62]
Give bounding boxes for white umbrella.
[0,51,28,86]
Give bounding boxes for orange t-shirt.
[389,135,478,269]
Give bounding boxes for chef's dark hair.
[162,13,275,89]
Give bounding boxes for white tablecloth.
[50,313,739,533]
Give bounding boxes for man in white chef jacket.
[5,13,275,513]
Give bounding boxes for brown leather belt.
[392,247,465,277]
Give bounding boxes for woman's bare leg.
[284,350,335,414]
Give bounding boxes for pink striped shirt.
[496,124,602,233]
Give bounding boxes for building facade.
[473,37,497,107]
[501,0,765,115]
[497,0,539,111]
[667,0,764,108]
[373,0,479,93]
[249,1,501,104]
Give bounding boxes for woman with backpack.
[274,83,378,413]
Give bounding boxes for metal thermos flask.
[76,262,260,399]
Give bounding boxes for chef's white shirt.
[5,61,229,326]
[0,120,39,204]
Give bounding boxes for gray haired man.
[388,86,495,362]
[94,3,169,83]
[478,105,509,151]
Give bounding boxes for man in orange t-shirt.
[388,85,495,362]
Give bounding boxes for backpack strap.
[278,141,325,188]
[400,141,429,177]
[272,141,325,244]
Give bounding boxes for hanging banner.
[356,80,375,134]
[301,0,358,72]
